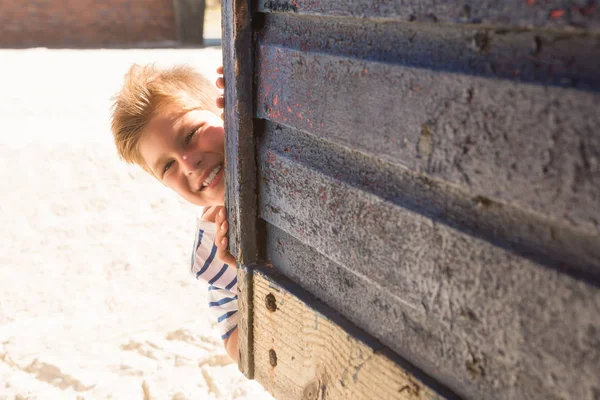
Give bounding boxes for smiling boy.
[110,64,239,361]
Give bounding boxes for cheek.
[202,126,225,152]
[164,174,185,193]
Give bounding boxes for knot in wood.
[265,293,278,312]
[269,349,278,367]
[302,380,320,400]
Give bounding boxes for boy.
[110,64,239,361]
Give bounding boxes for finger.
[221,221,229,234]
[216,238,228,261]
[221,112,225,121]
[216,77,225,89]
[217,237,236,265]
[216,66,224,74]
[216,95,224,109]
[216,207,225,223]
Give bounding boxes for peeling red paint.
[526,0,534,5]
[269,108,282,119]
[273,94,279,106]
[266,152,277,164]
[319,188,328,202]
[549,9,564,19]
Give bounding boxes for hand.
[216,66,225,120]
[215,206,237,267]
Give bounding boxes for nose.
[180,151,202,175]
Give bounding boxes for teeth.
[202,165,222,187]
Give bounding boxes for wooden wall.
[223,1,600,399]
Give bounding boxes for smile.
[200,164,223,190]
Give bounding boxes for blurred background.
[0,0,222,47]
[0,1,272,399]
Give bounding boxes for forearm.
[224,327,239,363]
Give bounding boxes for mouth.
[199,164,223,191]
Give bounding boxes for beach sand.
[0,48,272,400]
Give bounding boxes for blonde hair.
[110,64,220,170]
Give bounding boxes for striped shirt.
[191,216,238,340]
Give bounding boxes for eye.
[163,160,174,175]
[185,126,201,144]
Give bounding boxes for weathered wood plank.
[251,267,457,400]
[236,263,254,378]
[222,0,257,264]
[255,42,600,235]
[221,0,256,379]
[257,13,600,90]
[256,124,600,399]
[256,0,600,32]
[258,121,600,283]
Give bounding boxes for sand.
[0,48,273,400]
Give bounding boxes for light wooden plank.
[236,264,254,378]
[250,268,455,400]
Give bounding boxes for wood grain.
[251,268,452,400]
[221,0,256,379]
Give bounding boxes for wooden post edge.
[221,0,257,381]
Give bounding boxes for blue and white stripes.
[191,217,238,340]
[207,287,238,340]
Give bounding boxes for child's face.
[139,104,226,207]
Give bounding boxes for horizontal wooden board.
[251,267,457,400]
[257,121,600,282]
[256,123,600,399]
[255,0,600,32]
[255,34,600,234]
[257,13,600,89]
